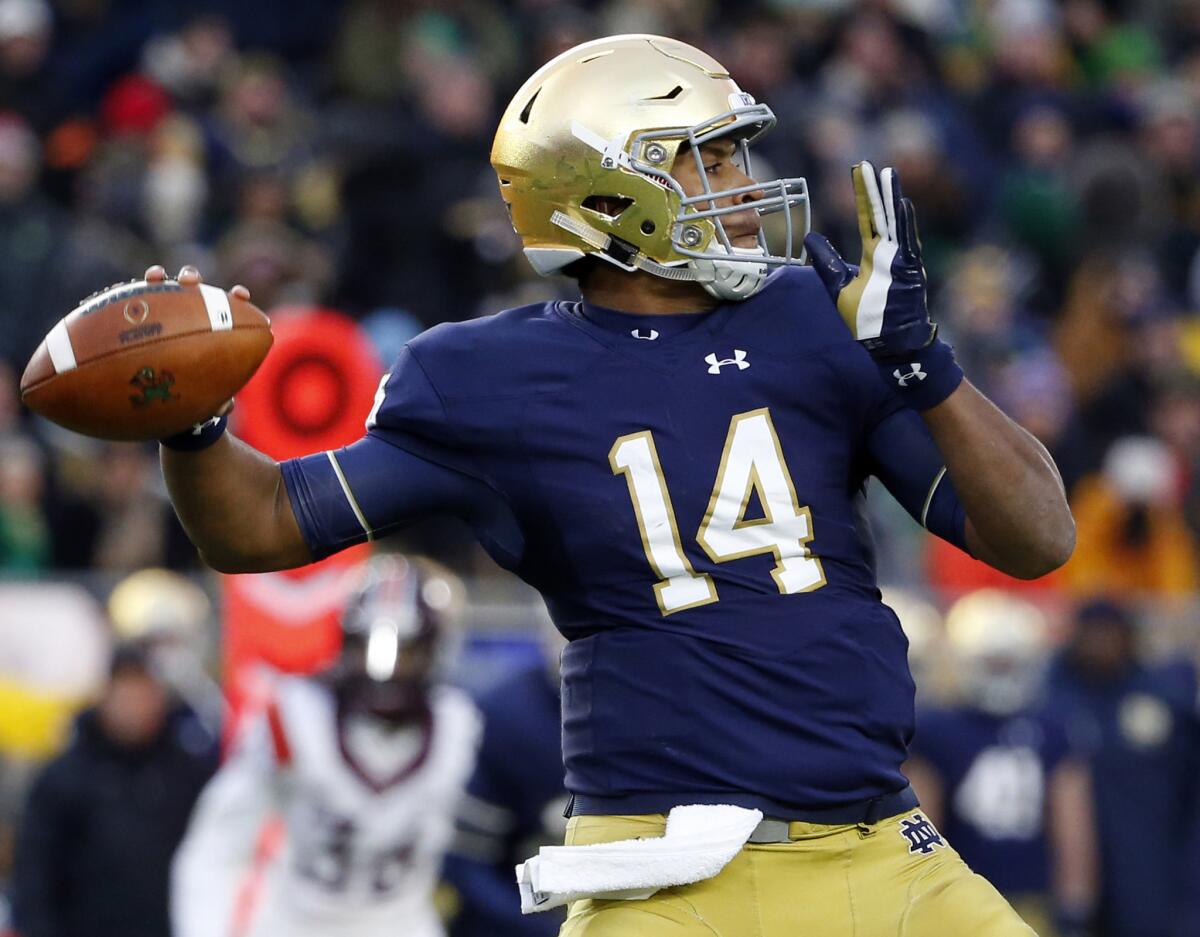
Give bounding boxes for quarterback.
[152,35,1073,937]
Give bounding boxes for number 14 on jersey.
[610,407,826,615]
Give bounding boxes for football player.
[170,555,481,937]
[150,34,1074,937]
[1045,599,1200,937]
[906,590,1098,937]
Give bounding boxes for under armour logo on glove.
[705,350,749,374]
[893,363,926,387]
[803,162,964,412]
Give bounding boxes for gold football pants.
[559,811,1037,937]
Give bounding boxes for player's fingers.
[901,198,923,259]
[886,169,918,260]
[880,168,899,242]
[860,162,888,243]
[851,163,877,242]
[804,231,855,295]
[144,265,167,283]
[176,265,203,286]
[230,284,251,301]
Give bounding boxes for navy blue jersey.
[910,707,1072,896]
[444,662,566,937]
[283,266,969,816]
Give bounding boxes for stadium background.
[0,0,1199,933]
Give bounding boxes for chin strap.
[550,211,767,300]
[551,211,689,279]
[690,244,769,301]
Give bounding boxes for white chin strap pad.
[690,245,769,302]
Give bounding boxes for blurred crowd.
[0,0,1199,935]
[0,0,1199,593]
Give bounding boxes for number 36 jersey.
[282,266,969,817]
[171,679,481,937]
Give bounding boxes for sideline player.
[906,591,1097,936]
[1045,599,1200,937]
[149,35,1073,937]
[170,555,480,937]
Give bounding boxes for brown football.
[20,279,273,441]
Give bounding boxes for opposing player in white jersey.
[172,554,482,937]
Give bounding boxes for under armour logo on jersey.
[893,363,927,387]
[899,813,945,855]
[631,328,659,341]
[705,350,749,374]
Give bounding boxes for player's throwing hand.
[143,264,252,302]
[804,162,963,410]
[143,265,247,448]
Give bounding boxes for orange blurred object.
[1062,475,1200,596]
[232,306,383,459]
[926,536,1062,599]
[43,118,98,170]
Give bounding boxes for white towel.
[516,804,763,914]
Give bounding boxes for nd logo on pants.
[559,811,1037,937]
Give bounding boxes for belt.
[746,786,918,843]
[567,786,919,831]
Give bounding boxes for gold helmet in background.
[108,568,211,642]
[945,589,1049,716]
[491,34,809,301]
[107,568,224,729]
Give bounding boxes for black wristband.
[161,413,229,451]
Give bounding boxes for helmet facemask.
[945,590,1049,718]
[556,99,809,302]
[330,556,455,725]
[961,652,1047,716]
[336,626,437,725]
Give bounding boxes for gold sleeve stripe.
[920,466,947,529]
[325,450,374,541]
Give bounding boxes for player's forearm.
[1048,762,1099,920]
[921,380,1074,579]
[161,434,312,573]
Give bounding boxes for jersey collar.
[555,297,746,376]
[578,301,716,340]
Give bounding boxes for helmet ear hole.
[581,195,633,219]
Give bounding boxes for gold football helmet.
[491,34,808,301]
[108,568,211,641]
[945,590,1049,715]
